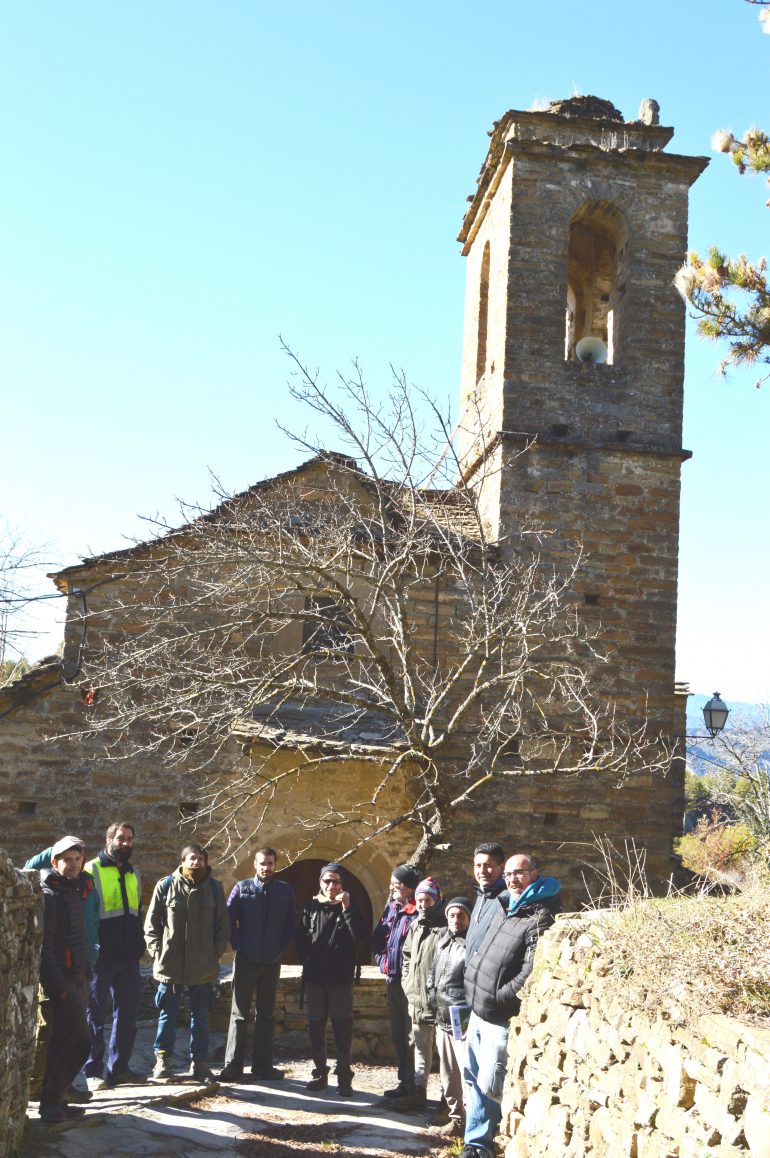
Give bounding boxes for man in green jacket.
[144,844,229,1082]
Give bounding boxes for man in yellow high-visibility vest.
[84,821,147,1089]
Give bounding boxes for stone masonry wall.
[0,849,42,1158]
[502,912,770,1157]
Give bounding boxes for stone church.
[0,96,707,927]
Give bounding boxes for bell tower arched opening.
[565,200,628,365]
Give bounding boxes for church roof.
[50,452,488,591]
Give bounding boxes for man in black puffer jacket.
[295,862,367,1097]
[460,854,561,1158]
[38,836,95,1124]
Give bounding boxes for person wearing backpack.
[219,846,296,1083]
[144,844,229,1083]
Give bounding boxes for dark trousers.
[29,992,53,1099]
[223,955,281,1074]
[387,979,414,1087]
[84,955,141,1079]
[306,982,354,1081]
[40,979,91,1111]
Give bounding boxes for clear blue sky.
[1,0,768,705]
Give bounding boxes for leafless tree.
[61,348,672,863]
[0,523,47,683]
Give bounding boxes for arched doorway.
[277,859,374,966]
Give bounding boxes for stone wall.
[501,912,770,1157]
[0,850,42,1158]
[149,965,396,1062]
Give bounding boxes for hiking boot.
[305,1067,329,1091]
[190,1060,217,1083]
[429,1118,465,1138]
[390,1084,428,1112]
[382,1081,412,1098]
[249,1066,285,1081]
[106,1067,146,1087]
[428,1097,449,1126]
[65,1106,87,1119]
[152,1052,173,1082]
[218,1064,244,1082]
[337,1077,354,1097]
[40,1103,67,1124]
[66,1085,93,1103]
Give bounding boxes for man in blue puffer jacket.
[219,846,296,1083]
[460,853,561,1158]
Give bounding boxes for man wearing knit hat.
[371,863,419,1098]
[392,876,445,1112]
[427,895,472,1139]
[295,862,366,1097]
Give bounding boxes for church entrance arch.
[276,859,374,966]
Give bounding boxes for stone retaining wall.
[0,851,42,1158]
[502,912,770,1158]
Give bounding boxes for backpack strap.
[158,874,174,929]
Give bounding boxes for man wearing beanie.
[295,863,366,1097]
[392,877,445,1112]
[427,895,473,1139]
[37,836,94,1123]
[460,854,561,1158]
[371,863,419,1098]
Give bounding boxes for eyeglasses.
[322,877,341,885]
[505,869,531,878]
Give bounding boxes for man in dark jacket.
[460,854,561,1158]
[219,846,296,1083]
[465,842,507,962]
[427,895,472,1140]
[83,821,146,1090]
[38,836,94,1124]
[371,863,419,1098]
[295,862,366,1097]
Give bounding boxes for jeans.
[223,956,280,1073]
[463,1010,510,1158]
[153,982,213,1062]
[83,955,141,1079]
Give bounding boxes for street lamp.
[702,692,729,739]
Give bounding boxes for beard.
[107,843,132,864]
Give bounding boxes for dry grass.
[588,842,770,1025]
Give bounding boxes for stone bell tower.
[454,96,708,891]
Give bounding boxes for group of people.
[27,826,561,1158]
[371,846,561,1157]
